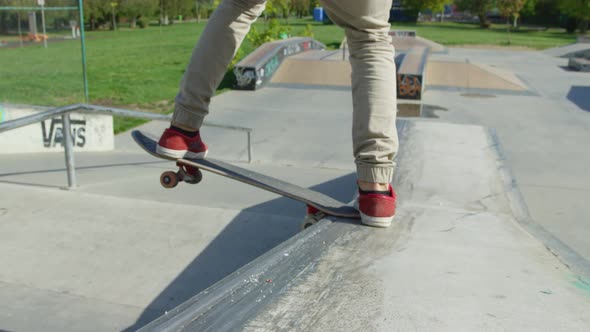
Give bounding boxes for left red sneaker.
[156,127,208,159]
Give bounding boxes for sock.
[171,125,198,137]
[359,188,390,196]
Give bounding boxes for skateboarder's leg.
[157,0,266,158]
[321,0,398,227]
[172,0,266,131]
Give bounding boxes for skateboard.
[131,130,360,228]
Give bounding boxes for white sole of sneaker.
[185,150,208,159]
[359,211,393,228]
[350,193,394,228]
[156,145,208,159]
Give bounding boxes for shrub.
[303,24,314,38]
[137,17,148,29]
[247,19,291,47]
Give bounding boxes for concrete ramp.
[544,43,590,59]
[270,51,351,87]
[244,122,590,331]
[391,35,446,54]
[136,121,590,331]
[425,59,531,94]
[244,32,434,101]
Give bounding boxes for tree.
[194,0,212,22]
[519,0,560,26]
[521,0,537,18]
[120,0,158,27]
[404,0,449,14]
[559,0,590,33]
[0,0,20,34]
[291,0,310,18]
[83,0,113,30]
[158,0,195,23]
[497,0,525,44]
[264,0,291,21]
[455,0,495,28]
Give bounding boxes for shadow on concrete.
[567,86,590,112]
[0,160,164,189]
[122,172,357,331]
[0,161,163,178]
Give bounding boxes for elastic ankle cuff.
[356,165,394,184]
[172,105,205,130]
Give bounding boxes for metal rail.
[0,104,253,189]
[0,7,79,11]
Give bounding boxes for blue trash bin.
[313,7,324,22]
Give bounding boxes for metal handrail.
[0,104,253,189]
[340,37,348,61]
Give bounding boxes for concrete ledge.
[233,37,325,90]
[0,103,114,154]
[569,57,590,72]
[389,30,417,37]
[396,46,430,100]
[242,121,590,331]
[136,217,356,332]
[141,120,590,331]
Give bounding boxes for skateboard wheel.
[160,171,179,189]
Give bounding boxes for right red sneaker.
[355,185,397,228]
[156,127,208,159]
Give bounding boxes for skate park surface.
[1,41,590,330]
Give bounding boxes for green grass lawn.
[0,18,582,133]
[392,21,579,49]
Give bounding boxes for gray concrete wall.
[0,104,114,154]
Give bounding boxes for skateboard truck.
[160,162,203,188]
[302,205,326,230]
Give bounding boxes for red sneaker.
[355,185,396,228]
[156,127,208,159]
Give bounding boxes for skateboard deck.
[131,130,360,219]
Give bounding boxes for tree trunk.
[478,13,490,28]
[131,17,137,28]
[507,18,511,45]
[580,19,588,34]
[513,15,518,28]
[0,12,9,34]
[111,10,117,30]
[17,12,23,48]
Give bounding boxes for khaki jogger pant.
[172,0,398,184]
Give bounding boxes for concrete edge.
[266,83,351,91]
[426,85,538,97]
[136,217,356,332]
[487,128,590,283]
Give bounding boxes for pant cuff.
[171,104,205,131]
[356,164,394,184]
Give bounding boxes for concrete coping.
[234,37,326,90]
[135,218,354,331]
[568,57,590,72]
[236,37,325,69]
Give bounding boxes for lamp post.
[38,0,47,48]
[78,0,89,103]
